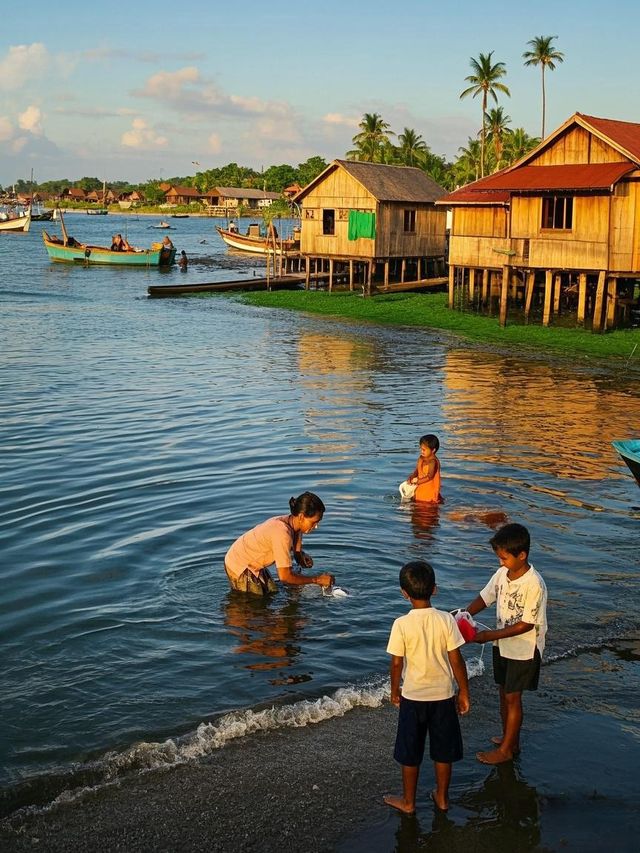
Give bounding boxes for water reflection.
[408,501,441,541]
[221,592,311,685]
[443,349,640,481]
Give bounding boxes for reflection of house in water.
[296,331,377,460]
[442,349,640,480]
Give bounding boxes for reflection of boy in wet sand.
[384,561,470,814]
[408,434,443,503]
[465,523,547,765]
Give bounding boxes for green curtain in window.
[348,210,376,240]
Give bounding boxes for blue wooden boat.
[612,440,640,486]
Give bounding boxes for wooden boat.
[152,221,171,229]
[216,223,298,255]
[42,211,176,267]
[612,440,640,486]
[87,208,108,215]
[171,213,189,218]
[0,208,31,233]
[31,209,54,221]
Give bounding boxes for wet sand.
[2,643,638,853]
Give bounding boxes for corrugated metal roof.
[578,113,640,162]
[439,161,632,205]
[296,160,445,203]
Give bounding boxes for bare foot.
[431,790,449,811]
[383,794,415,815]
[491,736,520,754]
[476,748,513,765]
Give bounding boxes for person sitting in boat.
[111,234,132,252]
[228,220,239,233]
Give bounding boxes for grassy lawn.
[238,290,640,361]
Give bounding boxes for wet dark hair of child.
[419,434,440,452]
[489,522,530,557]
[289,491,325,517]
[399,560,436,600]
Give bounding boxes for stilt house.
[294,160,447,292]
[439,113,640,330]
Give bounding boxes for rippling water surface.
[1,214,639,809]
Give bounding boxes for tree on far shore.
[460,51,510,178]
[523,35,564,139]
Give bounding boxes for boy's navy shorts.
[393,696,463,766]
[492,647,541,693]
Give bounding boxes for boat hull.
[0,210,31,233]
[43,233,175,266]
[216,226,296,255]
[612,440,640,486]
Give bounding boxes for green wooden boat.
[42,212,175,267]
[612,440,640,487]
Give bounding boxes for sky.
[2,0,639,186]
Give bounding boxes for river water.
[1,213,639,821]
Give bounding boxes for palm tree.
[460,51,510,177]
[453,138,483,185]
[347,113,394,162]
[397,127,428,166]
[523,36,564,139]
[503,128,541,166]
[485,106,512,171]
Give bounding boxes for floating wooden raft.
[147,276,305,298]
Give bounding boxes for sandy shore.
[2,643,638,853]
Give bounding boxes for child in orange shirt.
[408,434,443,504]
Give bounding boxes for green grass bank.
[239,290,640,361]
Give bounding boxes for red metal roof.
[440,161,632,205]
[578,114,640,162]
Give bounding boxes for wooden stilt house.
[439,113,640,330]
[294,160,447,293]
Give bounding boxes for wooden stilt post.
[305,257,310,290]
[349,260,354,291]
[482,269,489,305]
[499,264,509,327]
[384,260,389,290]
[417,258,422,282]
[592,271,607,332]
[553,273,562,315]
[543,270,553,326]
[448,264,455,308]
[328,258,334,293]
[606,278,618,330]
[400,259,406,283]
[524,271,535,323]
[468,268,476,303]
[577,272,587,326]
[366,261,372,296]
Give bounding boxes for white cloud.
[0,43,48,90]
[0,116,14,142]
[207,132,222,154]
[18,105,43,135]
[323,113,359,128]
[121,117,168,149]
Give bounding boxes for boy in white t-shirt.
[384,561,470,814]
[465,522,547,765]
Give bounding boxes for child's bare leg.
[384,764,419,814]
[432,761,451,811]
[477,691,523,764]
[491,688,521,751]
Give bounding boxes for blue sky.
[1,0,639,185]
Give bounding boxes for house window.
[403,209,416,232]
[542,196,573,230]
[323,209,335,235]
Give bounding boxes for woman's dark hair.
[399,560,436,600]
[419,434,440,452]
[489,522,530,557]
[289,491,325,517]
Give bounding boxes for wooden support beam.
[366,261,372,296]
[305,257,310,290]
[499,265,509,327]
[328,258,334,292]
[606,278,618,330]
[468,268,476,302]
[482,269,489,304]
[349,260,354,291]
[524,271,535,323]
[417,258,422,282]
[543,269,553,326]
[448,264,455,308]
[592,270,607,332]
[400,259,406,283]
[383,260,389,290]
[577,273,587,325]
[553,273,561,315]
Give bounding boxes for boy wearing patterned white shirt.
[465,523,547,765]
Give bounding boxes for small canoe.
[612,440,640,486]
[216,225,298,255]
[0,209,31,233]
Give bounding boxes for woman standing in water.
[224,492,334,594]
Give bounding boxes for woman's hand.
[294,550,313,569]
[315,572,335,588]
